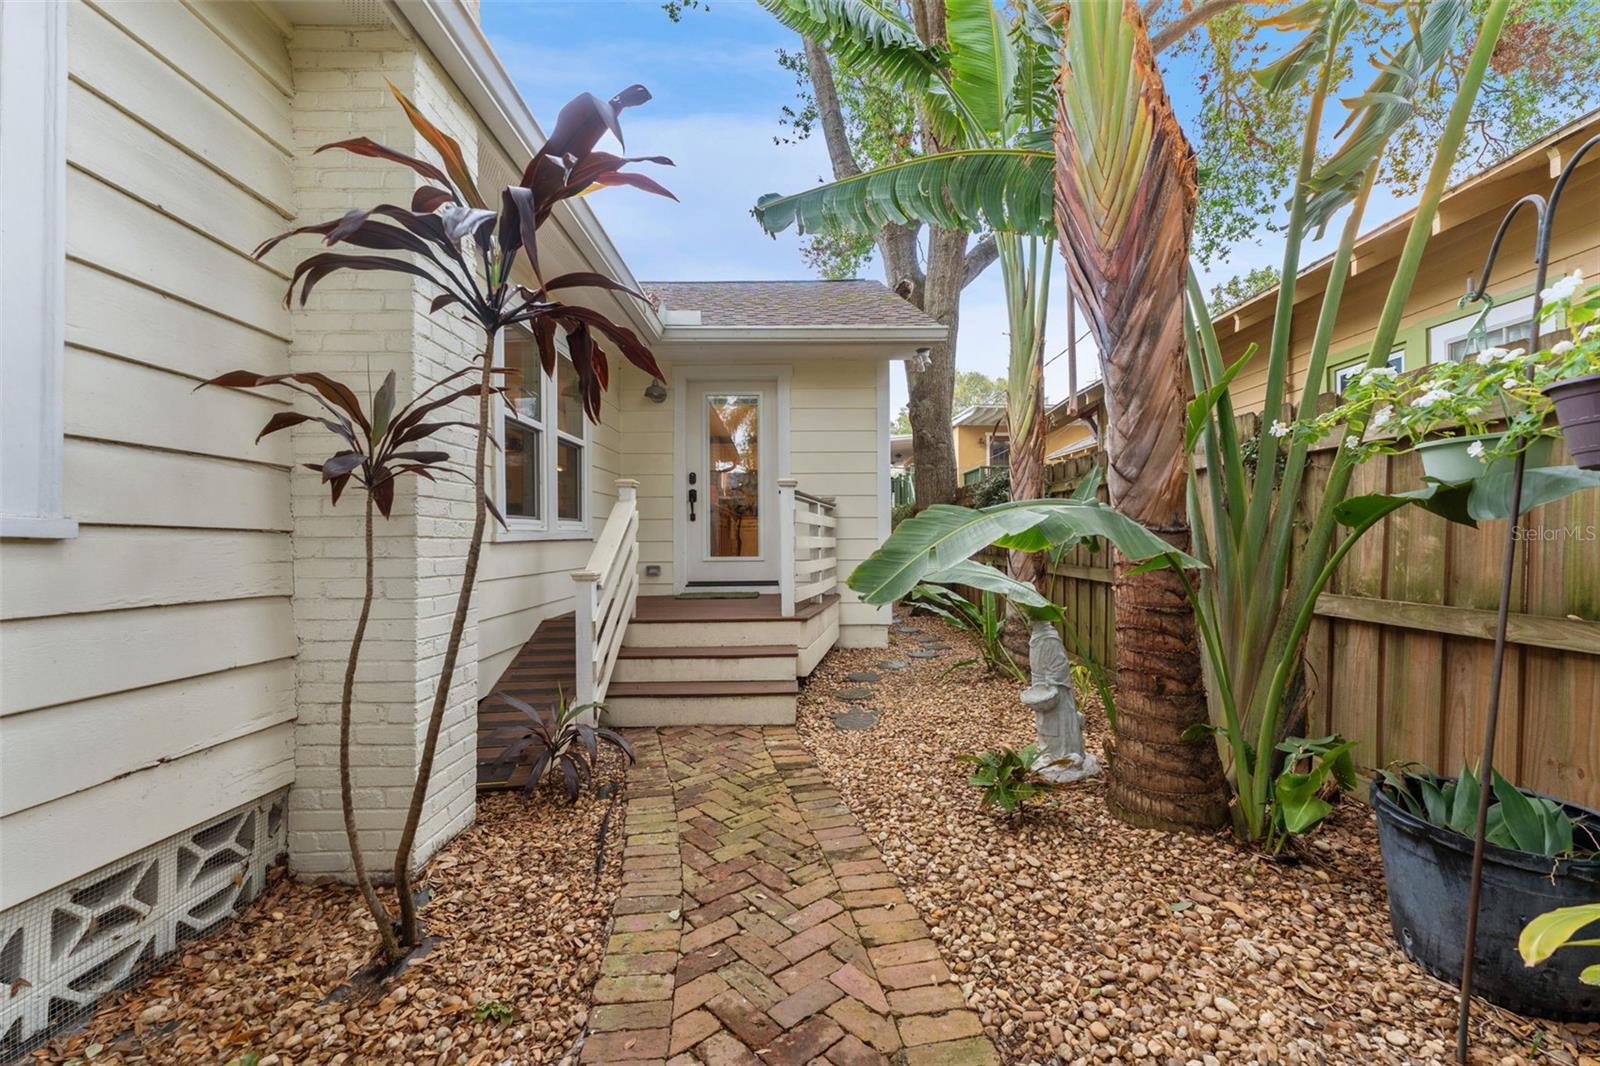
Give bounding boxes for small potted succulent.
[1283,349,1555,484]
[1534,270,1600,470]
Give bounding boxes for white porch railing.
[573,479,640,708]
[778,478,837,617]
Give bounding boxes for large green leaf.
[945,0,1015,136]
[1467,464,1600,520]
[1519,903,1600,967]
[923,558,1064,621]
[1253,0,1359,95]
[1302,0,1468,230]
[754,149,1055,240]
[847,499,1201,606]
[757,0,945,92]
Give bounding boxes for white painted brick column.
[281,28,481,882]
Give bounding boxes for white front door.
[685,383,779,587]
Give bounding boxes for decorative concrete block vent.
[0,790,289,1056]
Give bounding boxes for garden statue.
[1021,621,1099,782]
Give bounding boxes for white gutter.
[392,0,665,340]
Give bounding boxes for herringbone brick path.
[585,726,997,1066]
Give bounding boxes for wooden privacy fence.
[971,441,1600,809]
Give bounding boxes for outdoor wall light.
[644,380,668,403]
[912,346,932,372]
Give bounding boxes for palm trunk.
[1054,0,1229,831]
[344,493,403,961]
[393,336,496,945]
[1106,539,1230,829]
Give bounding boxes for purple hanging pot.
[1543,372,1600,470]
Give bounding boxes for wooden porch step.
[605,679,798,697]
[616,644,796,659]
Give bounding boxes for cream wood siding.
[616,357,889,644]
[1222,163,1600,413]
[477,390,623,698]
[0,0,296,910]
[790,359,890,644]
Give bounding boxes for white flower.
[1467,440,1485,460]
[1540,269,1584,304]
[1551,340,1575,355]
[1343,436,1362,450]
[1474,346,1517,365]
[1582,324,1599,341]
[1362,366,1399,382]
[1417,388,1453,406]
[1370,405,1394,429]
[1268,420,1290,439]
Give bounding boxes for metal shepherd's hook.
[1454,132,1600,1065]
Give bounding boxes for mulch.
[794,612,1600,1066]
[36,756,630,1066]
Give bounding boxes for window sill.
[492,523,593,544]
[1,515,79,540]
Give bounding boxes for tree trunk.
[800,36,972,507]
[1004,340,1046,666]
[345,493,402,962]
[393,335,497,945]
[1105,537,1230,830]
[1054,0,1229,831]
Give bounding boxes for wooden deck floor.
[633,592,833,622]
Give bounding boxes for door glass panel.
[707,393,760,558]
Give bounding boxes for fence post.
[778,478,797,617]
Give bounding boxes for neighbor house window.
[1332,349,1405,393]
[1426,294,1558,364]
[0,1,75,539]
[497,328,589,536]
[988,433,1010,466]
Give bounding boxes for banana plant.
[753,0,1058,593]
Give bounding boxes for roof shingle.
[643,279,942,329]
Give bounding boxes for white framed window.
[987,433,1010,466]
[1427,293,1562,364]
[1,0,75,540]
[494,325,589,540]
[1331,349,1406,394]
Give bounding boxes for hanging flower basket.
[1413,433,1554,484]
[1543,372,1600,470]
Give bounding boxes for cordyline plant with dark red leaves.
[208,81,673,961]
[197,367,489,960]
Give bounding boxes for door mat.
[675,590,761,599]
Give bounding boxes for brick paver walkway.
[585,726,998,1066]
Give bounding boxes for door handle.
[688,487,698,522]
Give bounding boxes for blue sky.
[480,1,1422,418]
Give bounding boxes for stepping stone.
[909,650,943,659]
[833,707,880,731]
[877,660,908,671]
[893,625,922,634]
[836,687,875,701]
[913,634,940,644]
[922,642,952,651]
[845,671,881,683]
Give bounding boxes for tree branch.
[962,234,999,287]
[802,36,861,180]
[1151,0,1245,54]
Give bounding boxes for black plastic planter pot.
[1372,781,1600,1021]
[1544,371,1600,470]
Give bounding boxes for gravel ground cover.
[37,759,629,1066]
[796,613,1600,1066]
